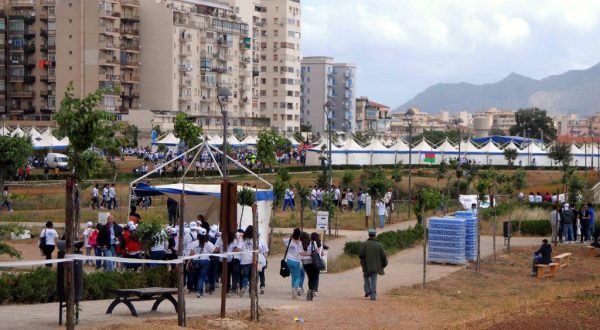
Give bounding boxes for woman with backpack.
[299,232,324,300]
[282,228,303,299]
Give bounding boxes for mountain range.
[394,62,600,115]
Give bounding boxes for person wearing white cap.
[236,225,256,297]
[82,221,94,266]
[258,228,269,294]
[187,227,217,298]
[184,221,200,292]
[207,224,221,294]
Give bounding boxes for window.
[260,90,266,96]
[273,90,278,96]
[273,66,278,72]
[9,20,24,32]
[287,91,293,97]
[9,36,25,46]
[273,114,277,121]
[273,54,278,60]
[272,102,277,108]
[274,30,278,37]
[261,78,266,84]
[260,66,266,72]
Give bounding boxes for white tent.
[570,144,585,167]
[227,135,245,148]
[32,135,68,150]
[288,135,302,147]
[10,126,25,137]
[518,142,549,167]
[134,183,273,236]
[305,140,343,166]
[339,138,367,165]
[152,132,180,153]
[435,138,458,163]
[411,139,433,165]
[0,125,10,136]
[479,141,504,165]
[389,139,410,164]
[40,127,53,138]
[365,139,394,165]
[28,127,41,138]
[241,135,257,146]
[502,141,522,151]
[208,135,223,146]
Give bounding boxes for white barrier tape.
[0,250,259,268]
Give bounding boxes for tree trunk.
[300,207,304,232]
[65,178,75,330]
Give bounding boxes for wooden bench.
[552,253,572,268]
[535,263,559,279]
[106,287,178,317]
[586,246,600,257]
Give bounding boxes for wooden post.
[177,191,186,326]
[65,178,75,330]
[492,194,496,261]
[365,214,368,229]
[422,213,427,288]
[250,204,259,321]
[220,181,237,318]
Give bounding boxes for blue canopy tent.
[134,182,274,234]
[471,136,542,145]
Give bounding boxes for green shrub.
[0,266,176,304]
[343,226,423,257]
[519,220,551,236]
[343,241,362,256]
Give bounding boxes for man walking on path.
[359,229,388,301]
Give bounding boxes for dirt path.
[0,234,540,329]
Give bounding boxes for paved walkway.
[0,227,540,329]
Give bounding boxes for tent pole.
[208,145,273,188]
[205,142,225,178]
[179,143,204,184]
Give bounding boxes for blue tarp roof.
[133,182,274,201]
[471,136,542,145]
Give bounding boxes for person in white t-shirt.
[310,186,318,211]
[40,221,59,268]
[188,227,216,298]
[376,200,387,229]
[82,221,94,266]
[236,225,255,297]
[283,228,303,299]
[258,228,269,294]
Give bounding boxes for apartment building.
[473,108,516,134]
[300,56,356,136]
[390,107,447,136]
[246,0,301,134]
[355,96,391,135]
[54,0,141,118]
[0,0,55,120]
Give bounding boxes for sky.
[301,0,600,110]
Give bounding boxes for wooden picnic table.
[106,287,178,317]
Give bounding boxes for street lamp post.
[405,109,415,221]
[217,87,232,178]
[324,100,334,187]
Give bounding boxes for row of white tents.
[0,125,69,150]
[151,133,304,152]
[306,137,600,167]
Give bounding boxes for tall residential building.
[245,0,301,134]
[473,108,516,134]
[55,0,141,118]
[301,56,356,136]
[0,0,56,119]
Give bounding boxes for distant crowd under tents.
[0,125,69,150]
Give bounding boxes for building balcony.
[40,29,48,38]
[40,74,56,83]
[200,97,214,103]
[100,74,121,82]
[200,81,216,88]
[99,42,119,50]
[120,92,139,100]
[41,106,55,114]
[121,14,140,24]
[10,90,35,98]
[121,43,140,53]
[99,57,120,66]
[121,0,140,7]
[179,78,192,87]
[9,75,24,83]
[121,75,139,84]
[179,33,191,42]
[99,10,120,20]
[40,89,54,97]
[217,39,232,48]
[100,26,120,35]
[24,75,35,84]
[120,28,140,37]
[9,0,35,7]
[23,44,36,55]
[179,94,192,102]
[120,59,139,68]
[179,47,191,56]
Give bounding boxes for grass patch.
[326,253,360,273]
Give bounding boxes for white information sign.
[316,211,329,231]
[365,195,372,216]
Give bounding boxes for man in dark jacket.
[359,228,388,300]
[167,198,178,226]
[531,239,552,276]
[96,215,122,272]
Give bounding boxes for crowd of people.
[549,202,597,244]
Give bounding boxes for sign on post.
[365,195,372,217]
[316,211,329,231]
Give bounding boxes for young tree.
[548,142,572,192]
[513,167,526,193]
[54,82,120,181]
[341,170,355,190]
[364,167,391,202]
[294,182,311,231]
[413,187,446,287]
[256,130,278,173]
[436,160,448,188]
[237,187,256,229]
[0,136,32,188]
[173,112,202,148]
[121,124,139,147]
[503,148,518,167]
[391,162,404,217]
[315,168,330,190]
[0,224,23,258]
[568,175,585,206]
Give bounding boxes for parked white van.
[45,153,70,170]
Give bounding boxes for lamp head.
[404,108,415,122]
[218,87,232,102]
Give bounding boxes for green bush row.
[518,220,552,236]
[343,225,424,257]
[0,266,176,304]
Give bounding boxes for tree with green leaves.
[0,136,32,188]
[256,130,278,173]
[364,167,391,201]
[513,167,526,193]
[294,182,311,230]
[54,82,120,181]
[173,112,202,148]
[436,160,448,188]
[341,170,355,190]
[548,142,572,192]
[315,168,330,190]
[503,148,518,167]
[568,175,585,207]
[121,124,139,148]
[391,162,404,216]
[238,187,256,229]
[509,108,557,143]
[276,167,291,183]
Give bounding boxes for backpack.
[88,230,98,247]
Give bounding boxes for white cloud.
[301,0,600,107]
